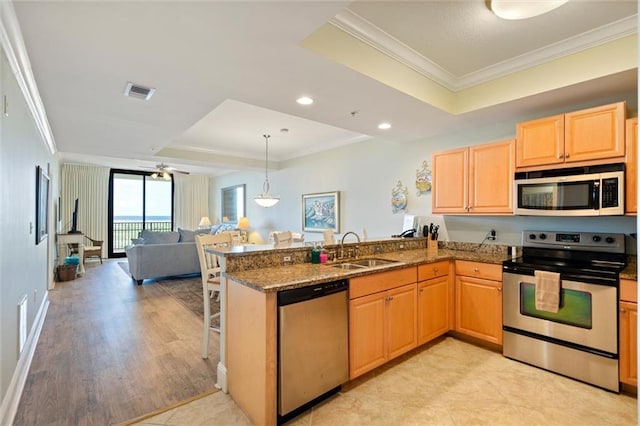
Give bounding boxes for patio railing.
[112,221,172,252]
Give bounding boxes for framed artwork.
[35,165,50,244]
[221,184,245,223]
[302,191,339,233]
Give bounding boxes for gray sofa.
[124,229,203,285]
[124,225,237,285]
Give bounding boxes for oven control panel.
[523,230,625,253]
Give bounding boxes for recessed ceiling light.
[378,122,392,130]
[296,96,314,105]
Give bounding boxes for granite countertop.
[621,256,637,280]
[224,248,509,293]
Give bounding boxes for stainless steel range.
[502,230,626,392]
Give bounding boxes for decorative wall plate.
[415,160,432,196]
[391,180,408,213]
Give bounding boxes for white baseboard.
[0,293,49,426]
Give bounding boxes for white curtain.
[174,174,209,230]
[61,164,110,256]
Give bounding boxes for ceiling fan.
[142,163,190,179]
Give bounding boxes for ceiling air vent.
[124,82,155,100]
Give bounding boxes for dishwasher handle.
[278,279,348,306]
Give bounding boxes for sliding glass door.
[108,170,174,257]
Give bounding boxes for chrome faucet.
[340,231,361,259]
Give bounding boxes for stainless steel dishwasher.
[277,279,349,424]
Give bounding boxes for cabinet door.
[565,102,625,163]
[387,283,417,360]
[418,275,449,345]
[625,117,637,215]
[455,275,503,345]
[432,147,468,213]
[516,114,564,168]
[619,301,637,386]
[349,292,386,379]
[468,139,514,214]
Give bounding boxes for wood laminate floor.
[14,260,218,426]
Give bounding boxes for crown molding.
[329,9,457,90]
[0,2,56,154]
[331,9,638,92]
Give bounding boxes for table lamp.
[198,216,211,229]
[237,217,250,242]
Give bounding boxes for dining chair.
[273,231,293,246]
[195,232,233,359]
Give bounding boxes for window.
[108,170,174,256]
[221,184,245,223]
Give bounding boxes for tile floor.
[131,337,637,425]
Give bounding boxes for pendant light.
[254,134,280,207]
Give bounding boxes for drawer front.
[349,267,417,299]
[418,261,450,281]
[455,260,502,281]
[620,279,638,303]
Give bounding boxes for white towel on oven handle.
[534,270,561,313]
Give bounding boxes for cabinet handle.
[433,267,438,273]
[419,288,424,293]
[565,153,569,158]
[558,153,563,159]
[497,287,502,292]
[389,296,394,301]
[473,267,479,272]
[621,308,627,313]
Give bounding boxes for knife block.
[427,238,438,256]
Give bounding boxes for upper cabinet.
[516,102,626,169]
[625,117,637,215]
[432,139,514,214]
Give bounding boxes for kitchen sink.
[349,258,400,267]
[330,263,367,270]
[329,258,401,270]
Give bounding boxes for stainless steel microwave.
[514,163,624,216]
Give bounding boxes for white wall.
[0,47,58,406]
[211,92,637,252]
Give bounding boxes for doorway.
[108,169,174,257]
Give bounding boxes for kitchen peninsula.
[209,237,637,425]
[209,238,505,425]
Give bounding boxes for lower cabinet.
[619,278,637,387]
[349,267,417,379]
[417,261,451,345]
[349,283,417,379]
[455,261,503,345]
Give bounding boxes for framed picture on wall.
[221,184,245,223]
[35,165,50,244]
[302,191,339,233]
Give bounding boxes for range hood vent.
[124,82,155,100]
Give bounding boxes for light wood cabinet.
[625,117,637,215]
[349,268,417,379]
[417,261,450,345]
[432,147,467,213]
[619,278,637,387]
[516,114,564,168]
[432,139,514,214]
[516,102,625,169]
[387,284,419,360]
[418,275,449,345]
[349,291,386,377]
[454,261,503,345]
